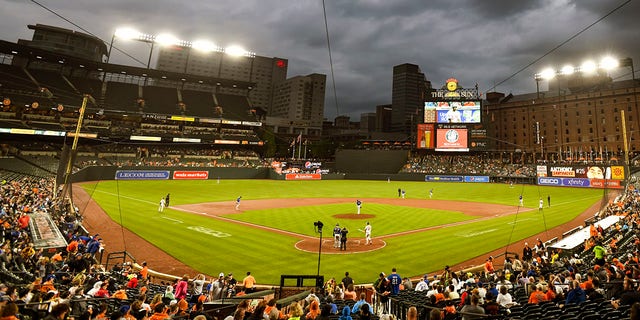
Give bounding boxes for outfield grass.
[82,179,605,284]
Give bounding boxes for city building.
[485,77,640,161]
[156,46,288,113]
[268,73,326,137]
[360,112,376,134]
[391,63,432,135]
[375,104,392,132]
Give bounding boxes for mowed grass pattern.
[82,179,605,284]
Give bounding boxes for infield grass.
[82,179,605,284]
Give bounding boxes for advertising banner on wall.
[537,177,623,189]
[547,165,624,180]
[285,173,322,180]
[115,170,170,180]
[173,171,209,180]
[464,176,490,183]
[425,175,464,182]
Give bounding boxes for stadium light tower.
[534,56,628,98]
[107,27,255,72]
[534,56,635,165]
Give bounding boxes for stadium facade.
[485,77,640,160]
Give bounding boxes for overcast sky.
[1,0,638,120]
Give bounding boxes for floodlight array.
[534,56,622,80]
[113,27,255,57]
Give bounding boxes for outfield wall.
[71,166,270,182]
[335,149,409,174]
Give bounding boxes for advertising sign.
[115,170,170,180]
[547,165,623,180]
[425,175,464,182]
[536,165,548,177]
[464,176,490,183]
[435,128,469,152]
[173,171,209,180]
[417,123,435,149]
[285,173,322,180]
[537,177,623,189]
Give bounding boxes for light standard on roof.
[534,56,631,165]
[107,27,255,77]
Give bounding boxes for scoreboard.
[417,78,486,151]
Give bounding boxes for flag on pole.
[296,133,302,143]
[290,138,295,147]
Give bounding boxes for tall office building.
[269,73,326,137]
[391,63,431,135]
[156,47,288,112]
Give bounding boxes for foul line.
[86,189,600,242]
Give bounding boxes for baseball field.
[79,179,606,284]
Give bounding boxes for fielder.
[235,196,242,210]
[158,198,165,212]
[364,222,372,245]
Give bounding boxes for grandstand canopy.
[0,40,255,90]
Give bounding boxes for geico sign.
[539,178,560,184]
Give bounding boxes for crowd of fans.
[5,163,640,320]
[401,155,537,178]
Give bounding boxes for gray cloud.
[1,0,638,120]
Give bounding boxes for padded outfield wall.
[71,166,271,182]
[335,149,409,174]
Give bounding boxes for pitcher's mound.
[333,213,375,219]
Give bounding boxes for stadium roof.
[0,40,255,90]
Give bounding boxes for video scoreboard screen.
[424,101,481,124]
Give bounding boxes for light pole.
[313,221,324,276]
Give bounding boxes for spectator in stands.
[175,275,189,300]
[612,277,640,309]
[522,242,533,262]
[415,274,429,292]
[343,284,357,301]
[192,273,206,300]
[242,271,256,294]
[387,268,402,296]
[496,285,515,308]
[305,300,320,320]
[406,307,417,320]
[351,292,371,314]
[149,303,169,320]
[287,302,303,320]
[324,294,338,314]
[592,242,607,266]
[0,302,19,320]
[483,256,495,276]
[565,280,586,306]
[460,295,484,320]
[631,302,640,320]
[47,303,70,320]
[163,285,175,300]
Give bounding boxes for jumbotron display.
[424,101,481,124]
[418,78,486,151]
